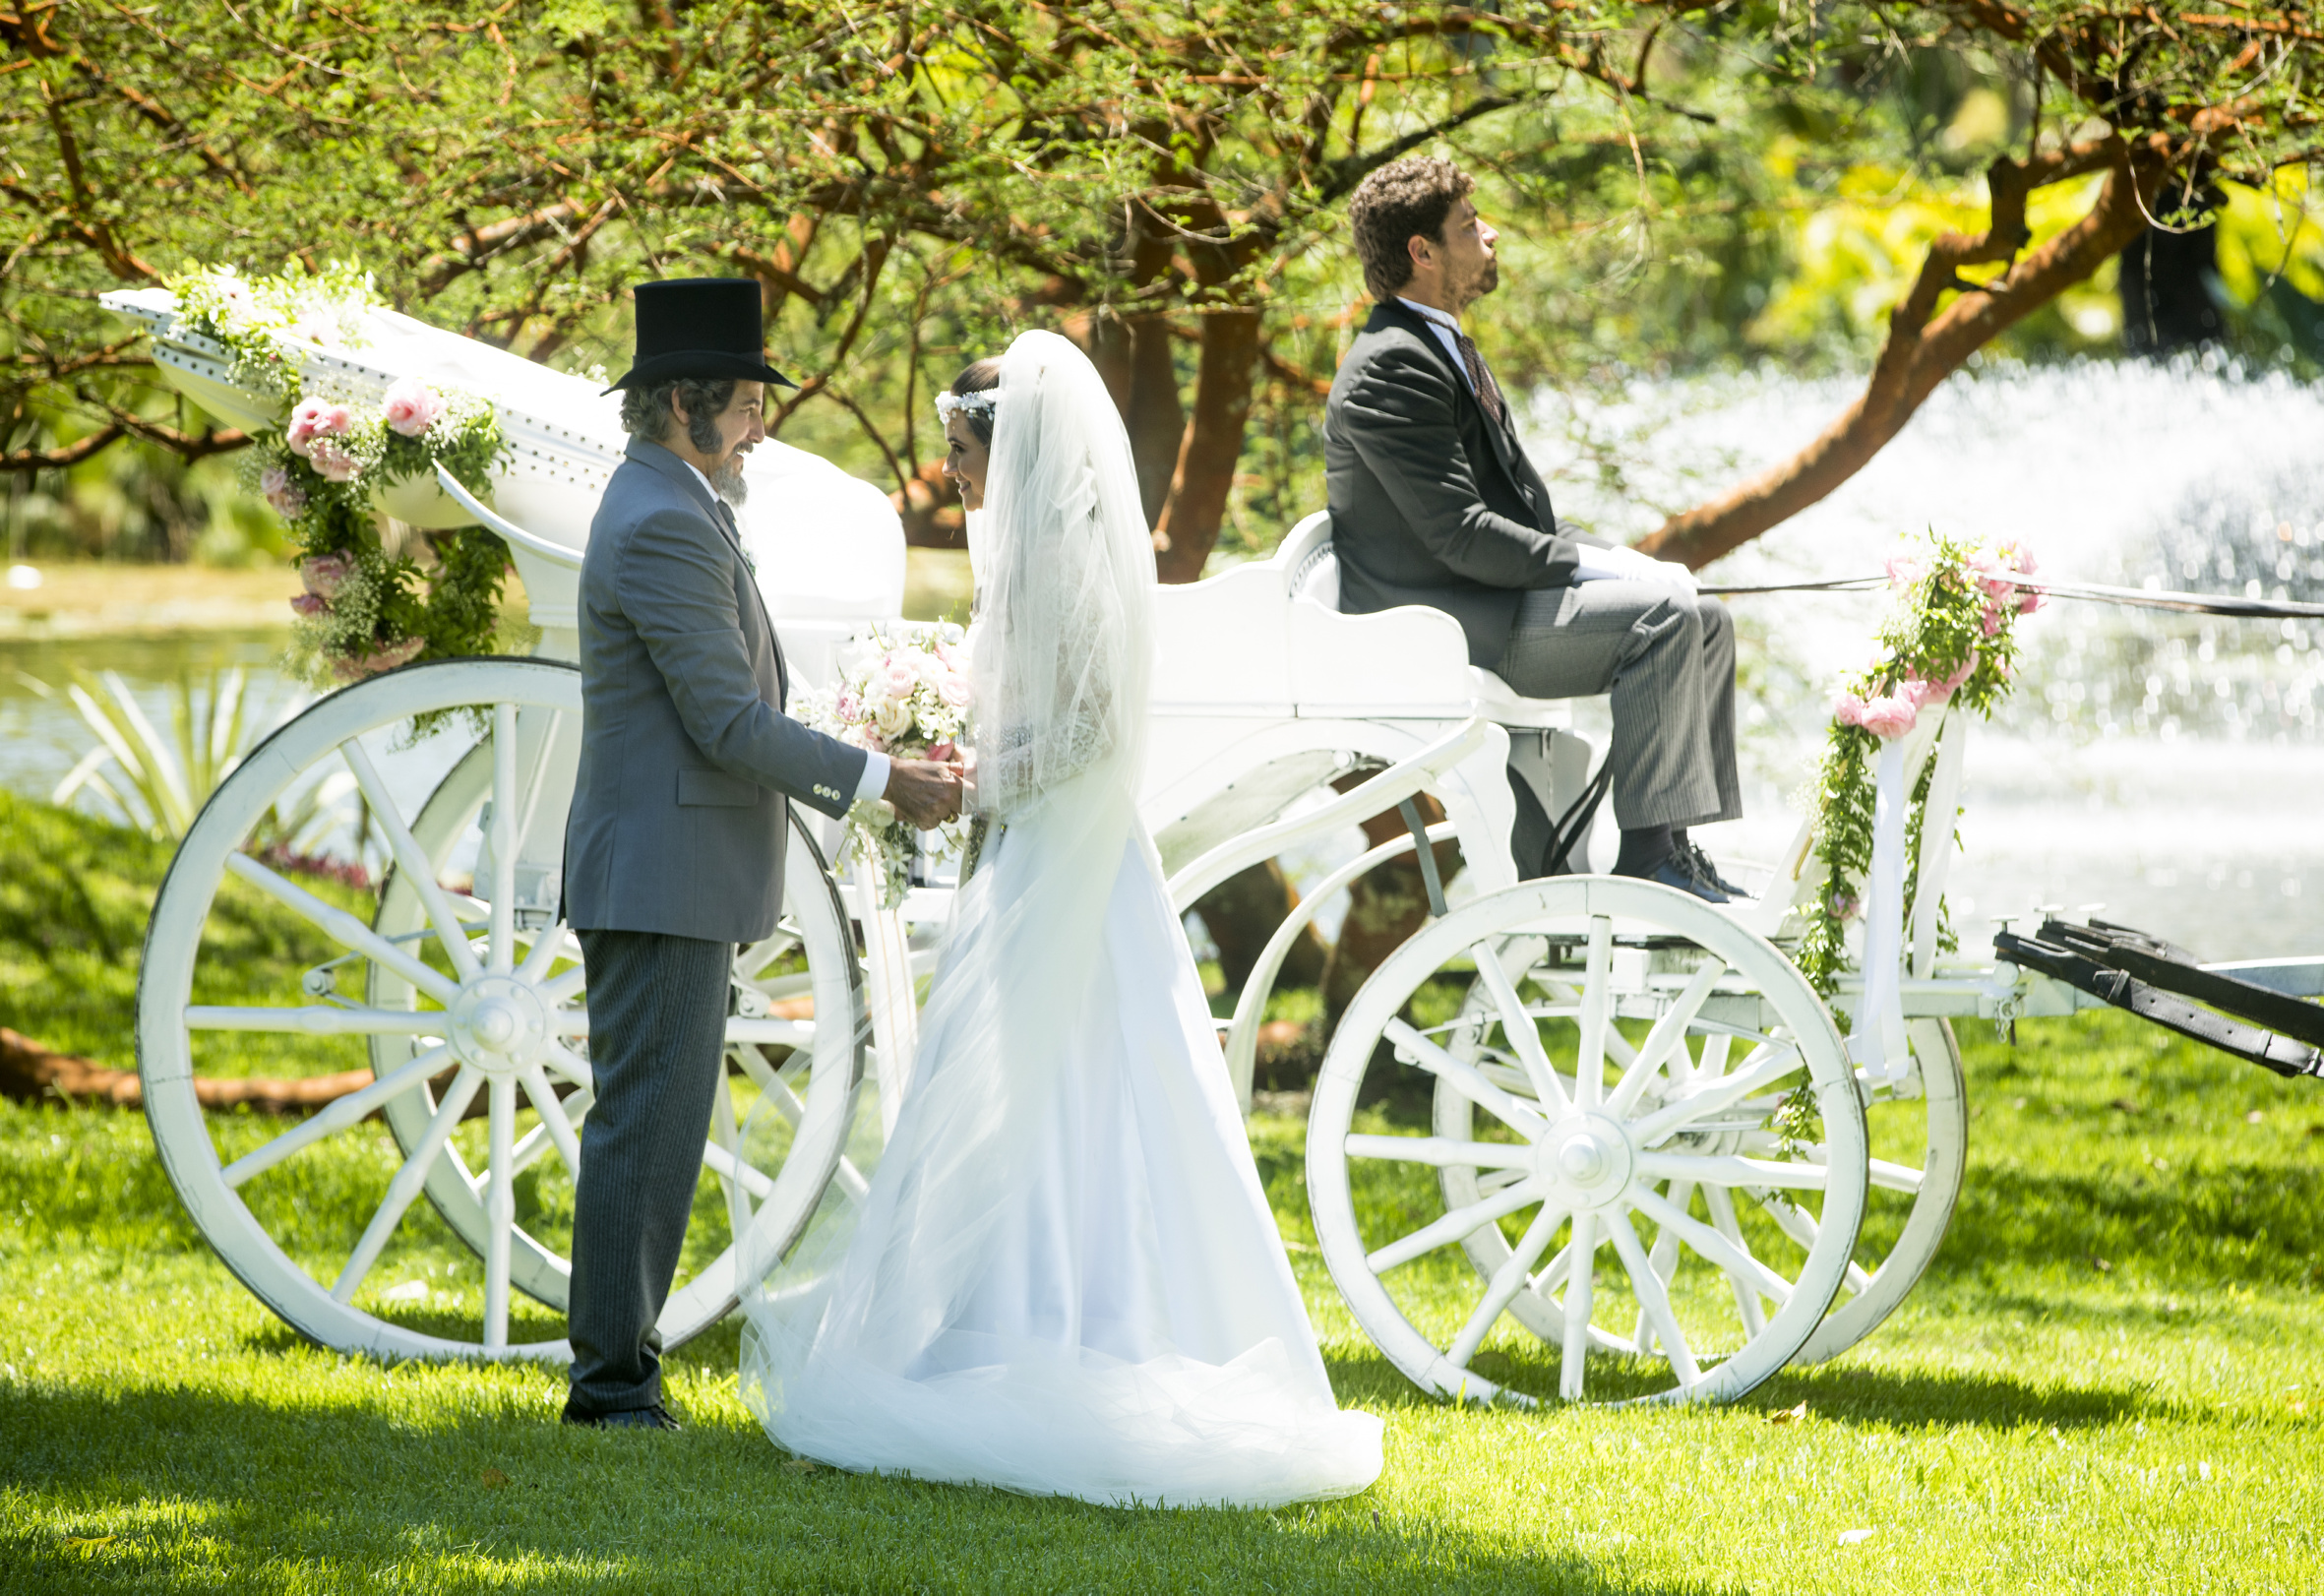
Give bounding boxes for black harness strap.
[1995,931,2324,1080]
[2039,919,2324,1050]
[1398,797,1449,920]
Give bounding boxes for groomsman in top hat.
[1324,159,1743,901]
[559,277,961,1429]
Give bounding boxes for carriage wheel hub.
[1536,1112,1635,1209]
[448,975,547,1074]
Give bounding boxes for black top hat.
[604,277,796,393]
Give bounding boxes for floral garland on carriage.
[1795,529,2044,997]
[168,262,514,689]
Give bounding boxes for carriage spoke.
[1870,1157,1926,1195]
[1631,1179,1694,1353]
[1685,1031,1730,1091]
[1606,1207,1701,1385]
[519,1066,581,1178]
[1606,961,1729,1120]
[700,1139,778,1201]
[1447,1201,1567,1372]
[1574,918,1614,1109]
[1637,1151,1830,1191]
[187,1006,444,1037]
[1747,1190,1872,1296]
[1631,1184,1791,1316]
[544,1042,594,1091]
[339,737,480,982]
[482,1076,516,1351]
[1559,1211,1599,1399]
[707,1066,754,1247]
[540,963,589,1004]
[1344,1134,1532,1171]
[1471,944,1570,1117]
[735,1046,869,1201]
[1701,1186,1772,1334]
[333,1066,484,1303]
[220,1043,449,1189]
[1628,1040,1803,1148]
[488,704,519,974]
[224,853,459,1007]
[1365,1180,1543,1274]
[513,1087,591,1176]
[1534,976,1639,1069]
[1382,1019,1549,1141]
[516,918,575,986]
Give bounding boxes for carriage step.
[1995,925,2324,1080]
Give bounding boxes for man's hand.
[884,759,964,829]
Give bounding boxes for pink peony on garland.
[1795,531,2043,997]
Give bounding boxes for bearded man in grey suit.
[560,278,961,1430]
[1325,158,1742,900]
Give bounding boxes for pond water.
[1532,353,2324,961]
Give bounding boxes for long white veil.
[736,331,1166,1460]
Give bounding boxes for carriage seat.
[1279,514,1573,732]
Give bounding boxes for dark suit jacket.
[563,439,868,944]
[1323,300,1601,666]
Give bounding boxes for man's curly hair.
[1347,157,1476,303]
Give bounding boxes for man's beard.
[1469,258,1500,300]
[709,452,750,507]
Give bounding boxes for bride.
[737,330,1383,1507]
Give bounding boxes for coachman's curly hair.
[619,376,739,454]
[1346,157,1476,303]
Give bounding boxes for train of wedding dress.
[737,331,1382,1507]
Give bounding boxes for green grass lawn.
[3,791,2321,1593]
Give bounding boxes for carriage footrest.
[1995,930,2324,1080]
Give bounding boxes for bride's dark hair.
[948,358,1002,447]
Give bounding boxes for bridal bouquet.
[797,623,973,908]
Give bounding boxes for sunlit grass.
[3,793,2321,1591]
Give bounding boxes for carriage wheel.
[1307,876,1867,1406]
[137,657,867,1361]
[1791,1016,1966,1362]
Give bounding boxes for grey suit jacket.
[563,439,868,944]
[1323,300,1603,667]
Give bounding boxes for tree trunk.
[2120,209,2226,355]
[1640,139,2166,571]
[1151,306,1263,584]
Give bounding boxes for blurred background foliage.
[1,0,2318,573]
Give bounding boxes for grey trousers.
[1497,581,1741,851]
[567,927,733,1416]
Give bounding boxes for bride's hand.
[884,759,964,829]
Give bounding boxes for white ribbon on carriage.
[735,331,1381,1505]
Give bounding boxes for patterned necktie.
[1452,328,1508,429]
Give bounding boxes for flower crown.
[934,389,997,425]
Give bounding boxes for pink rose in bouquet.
[936,667,972,708]
[306,439,360,482]
[290,592,328,618]
[285,399,354,459]
[1884,553,1926,590]
[300,552,353,599]
[333,636,424,682]
[381,376,447,438]
[261,464,307,518]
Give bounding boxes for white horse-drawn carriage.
[105,286,2316,1412]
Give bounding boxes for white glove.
[1572,542,1697,595]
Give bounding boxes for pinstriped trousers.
[1497,581,1741,838]
[567,928,734,1416]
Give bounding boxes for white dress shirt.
[680,459,890,803]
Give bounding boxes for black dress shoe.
[1615,855,1730,904]
[1685,842,1747,899]
[563,1399,681,1431]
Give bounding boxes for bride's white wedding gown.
[738,333,1381,1507]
